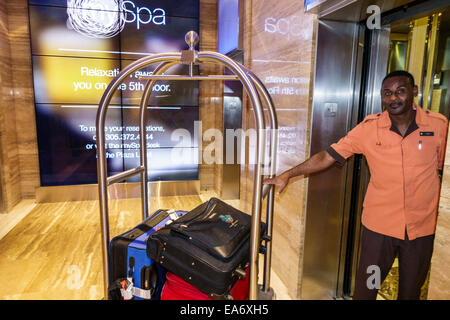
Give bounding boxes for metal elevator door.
[301,17,389,299]
[301,19,365,300]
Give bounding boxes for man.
[264,70,448,300]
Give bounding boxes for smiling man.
[264,70,448,300]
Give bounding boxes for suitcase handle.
[234,268,247,279]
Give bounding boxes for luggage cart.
[96,31,278,300]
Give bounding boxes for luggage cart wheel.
[257,285,275,300]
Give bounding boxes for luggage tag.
[133,287,152,300]
[165,209,181,226]
[120,278,134,300]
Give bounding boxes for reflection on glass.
[120,62,199,106]
[29,5,121,58]
[124,148,199,182]
[388,40,408,73]
[32,56,122,104]
[388,7,450,118]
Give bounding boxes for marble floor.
[0,194,292,300]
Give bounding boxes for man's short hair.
[382,70,415,87]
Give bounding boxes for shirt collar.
[414,104,429,126]
[377,104,428,128]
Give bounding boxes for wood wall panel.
[6,0,39,200]
[0,0,22,213]
[0,0,39,213]
[241,0,317,299]
[199,0,223,194]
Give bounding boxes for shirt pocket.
[406,137,438,167]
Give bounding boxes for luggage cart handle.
[262,184,271,199]
[107,166,145,186]
[138,75,240,81]
[245,67,278,296]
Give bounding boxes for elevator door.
[301,19,365,300]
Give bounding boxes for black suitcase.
[147,197,266,299]
[108,208,187,300]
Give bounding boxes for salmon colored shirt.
[327,105,448,240]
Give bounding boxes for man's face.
[381,76,418,116]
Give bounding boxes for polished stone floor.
[0,195,291,300]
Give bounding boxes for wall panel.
[7,0,39,200]
[199,0,223,194]
[241,0,317,298]
[0,0,24,212]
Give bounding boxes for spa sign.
[67,0,167,38]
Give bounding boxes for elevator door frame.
[343,0,450,297]
[303,0,450,300]
[343,25,391,298]
[301,20,390,300]
[344,0,450,299]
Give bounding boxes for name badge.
[420,131,434,136]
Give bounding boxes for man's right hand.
[263,150,336,195]
[263,172,290,195]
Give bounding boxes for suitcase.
[108,208,187,300]
[161,268,249,300]
[147,197,266,299]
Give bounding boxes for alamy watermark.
[366,265,381,290]
[366,5,381,30]
[169,122,278,175]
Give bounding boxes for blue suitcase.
[108,209,187,300]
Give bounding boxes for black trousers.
[353,226,434,300]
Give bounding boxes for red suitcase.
[161,269,249,300]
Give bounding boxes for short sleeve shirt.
[327,105,448,240]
